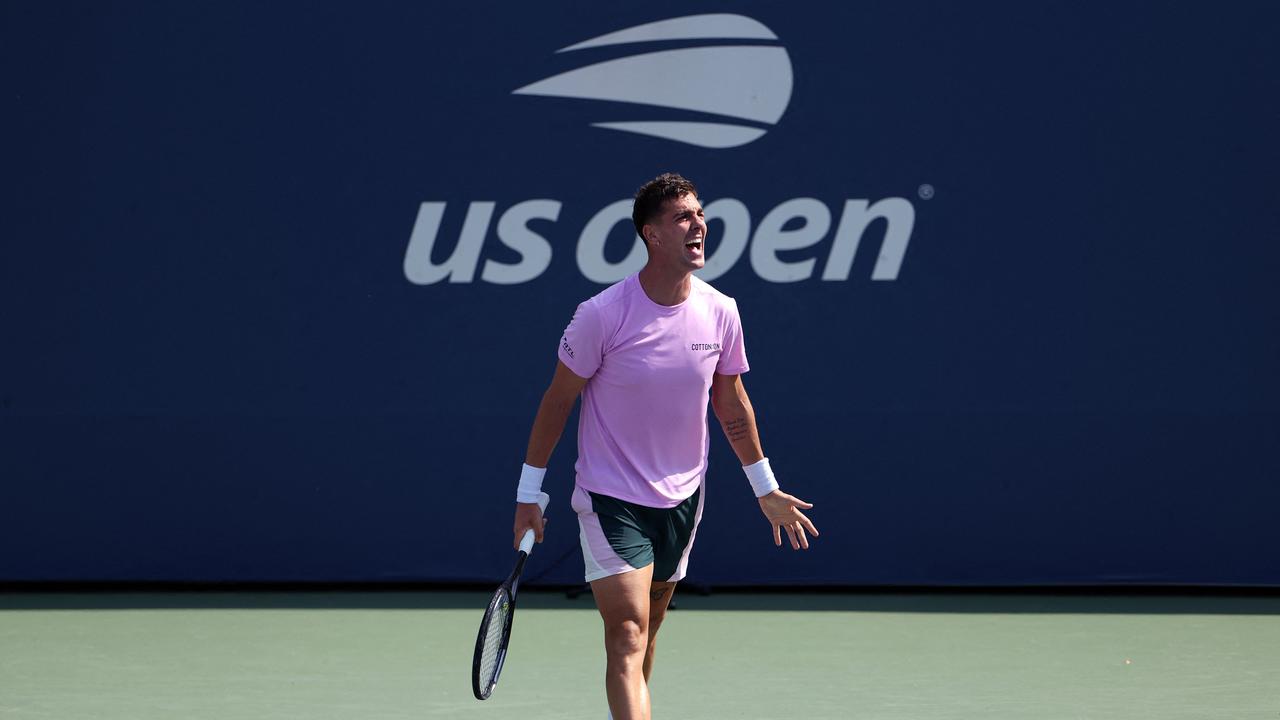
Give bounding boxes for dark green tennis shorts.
[571,484,704,583]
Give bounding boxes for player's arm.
[512,360,589,548]
[709,371,764,464]
[525,360,588,467]
[710,372,819,550]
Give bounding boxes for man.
[511,173,818,720]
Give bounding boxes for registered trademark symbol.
[918,184,935,200]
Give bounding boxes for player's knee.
[648,615,665,643]
[605,619,647,659]
[649,602,669,628]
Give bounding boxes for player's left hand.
[758,490,819,550]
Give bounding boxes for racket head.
[471,584,516,700]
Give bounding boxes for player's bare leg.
[643,580,676,681]
[592,565,656,720]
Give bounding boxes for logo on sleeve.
[691,342,721,352]
[561,336,576,359]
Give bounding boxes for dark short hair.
[632,173,698,242]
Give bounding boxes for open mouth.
[685,238,703,251]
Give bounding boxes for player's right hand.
[758,489,818,550]
[512,502,546,549]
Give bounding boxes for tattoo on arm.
[724,417,750,443]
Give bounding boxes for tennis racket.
[471,491,549,701]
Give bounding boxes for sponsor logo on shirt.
[691,342,722,352]
[561,336,576,359]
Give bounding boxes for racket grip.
[517,492,551,555]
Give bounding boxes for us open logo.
[512,14,793,149]
[403,15,921,286]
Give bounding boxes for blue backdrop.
[3,1,1278,586]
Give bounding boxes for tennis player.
[511,173,818,720]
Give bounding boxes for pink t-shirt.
[557,274,750,508]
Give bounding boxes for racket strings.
[477,591,512,690]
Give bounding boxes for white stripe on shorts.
[573,483,637,582]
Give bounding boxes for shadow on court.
[3,585,1278,614]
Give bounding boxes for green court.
[2,591,1277,719]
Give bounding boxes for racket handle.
[517,492,551,555]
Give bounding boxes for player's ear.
[643,224,656,245]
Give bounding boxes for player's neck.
[637,263,692,306]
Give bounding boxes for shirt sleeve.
[716,298,750,375]
[558,300,604,379]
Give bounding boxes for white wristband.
[517,463,547,504]
[742,457,779,498]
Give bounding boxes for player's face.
[644,193,707,272]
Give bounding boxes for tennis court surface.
[2,590,1277,719]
